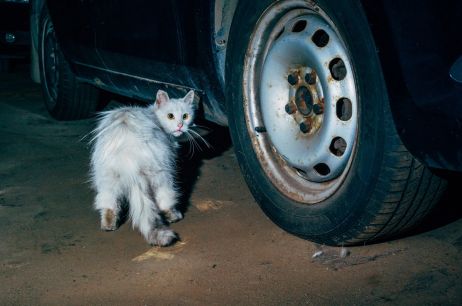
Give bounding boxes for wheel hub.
[258,12,358,183]
[243,1,359,202]
[285,68,324,135]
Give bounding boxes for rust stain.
[327,74,334,83]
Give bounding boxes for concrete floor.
[1,68,461,305]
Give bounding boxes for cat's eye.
[167,113,174,120]
[183,113,189,120]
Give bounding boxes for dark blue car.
[30,0,462,245]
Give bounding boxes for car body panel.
[362,0,462,171]
[46,0,228,125]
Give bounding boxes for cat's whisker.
[184,132,195,158]
[188,129,212,149]
[189,136,200,157]
[190,136,207,156]
[192,124,213,131]
[188,132,204,158]
[182,131,193,153]
[185,131,202,154]
[189,140,197,159]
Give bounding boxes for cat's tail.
[128,183,177,246]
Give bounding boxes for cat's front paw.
[164,208,183,223]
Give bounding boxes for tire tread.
[345,105,445,245]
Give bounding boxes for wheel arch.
[361,0,462,172]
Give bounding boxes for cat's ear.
[155,90,169,106]
[183,90,196,107]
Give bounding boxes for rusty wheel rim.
[243,1,358,203]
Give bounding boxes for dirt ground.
[1,67,461,306]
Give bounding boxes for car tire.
[38,6,100,120]
[226,0,446,245]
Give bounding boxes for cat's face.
[154,90,197,137]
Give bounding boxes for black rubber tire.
[38,6,100,120]
[225,0,447,245]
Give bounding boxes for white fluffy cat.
[90,89,197,246]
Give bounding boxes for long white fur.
[90,90,196,246]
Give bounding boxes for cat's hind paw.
[147,228,178,247]
[164,209,183,223]
[100,208,118,231]
[101,224,118,231]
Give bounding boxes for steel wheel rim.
[41,17,59,106]
[243,1,358,204]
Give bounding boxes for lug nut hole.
[292,20,307,33]
[312,29,329,47]
[336,98,352,121]
[314,163,330,176]
[330,137,347,156]
[329,58,347,80]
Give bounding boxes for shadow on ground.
[409,171,462,235]
[176,122,232,214]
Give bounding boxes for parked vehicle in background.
[30,0,462,245]
[0,0,30,72]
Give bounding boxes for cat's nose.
[178,122,183,129]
